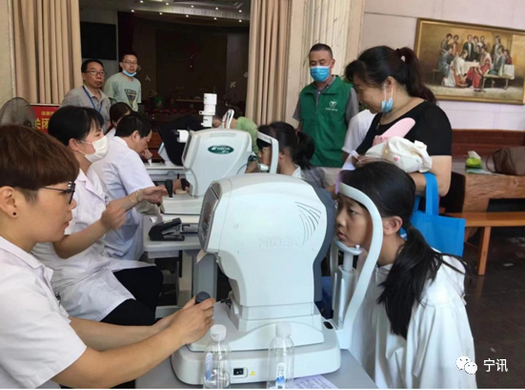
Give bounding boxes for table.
[144,214,218,315]
[136,350,376,389]
[442,161,525,213]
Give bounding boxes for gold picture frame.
[414,18,525,105]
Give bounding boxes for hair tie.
[396,48,406,63]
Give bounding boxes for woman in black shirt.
[346,46,452,196]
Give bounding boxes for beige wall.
[284,0,366,124]
[0,0,16,108]
[361,0,525,131]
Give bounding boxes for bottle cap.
[210,324,227,341]
[276,322,291,338]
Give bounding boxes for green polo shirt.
[298,76,353,167]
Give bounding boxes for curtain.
[13,0,82,104]
[246,0,290,125]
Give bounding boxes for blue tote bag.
[410,173,466,256]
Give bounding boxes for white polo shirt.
[0,236,86,388]
[92,136,155,260]
[32,168,147,321]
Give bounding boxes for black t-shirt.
[356,101,452,156]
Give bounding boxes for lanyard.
[83,86,103,113]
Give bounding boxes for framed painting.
[415,18,525,104]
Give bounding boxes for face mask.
[123,70,137,77]
[381,84,394,113]
[79,136,109,163]
[310,66,330,82]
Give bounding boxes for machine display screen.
[182,132,193,164]
[198,183,221,249]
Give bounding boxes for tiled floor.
[464,227,525,388]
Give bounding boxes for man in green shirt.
[294,43,359,185]
[104,52,142,111]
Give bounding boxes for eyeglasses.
[85,70,106,77]
[122,61,138,65]
[42,182,76,204]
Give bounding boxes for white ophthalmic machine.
[171,172,384,385]
[162,93,278,216]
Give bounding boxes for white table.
[144,214,218,313]
[137,350,376,388]
[145,162,185,182]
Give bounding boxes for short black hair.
[81,59,104,73]
[48,106,104,146]
[120,51,138,62]
[115,112,151,138]
[309,43,333,58]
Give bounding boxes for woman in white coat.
[32,106,167,328]
[0,124,214,388]
[336,161,476,388]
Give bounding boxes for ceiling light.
[239,10,242,13]
[186,14,189,17]
[166,2,169,5]
[215,7,219,10]
[159,12,163,15]
[191,5,194,7]
[214,17,217,20]
[131,9,135,12]
[140,0,143,3]
[239,19,242,22]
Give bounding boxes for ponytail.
[396,47,436,103]
[294,131,314,170]
[345,45,436,103]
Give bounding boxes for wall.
[133,17,249,104]
[0,0,15,107]
[361,0,525,131]
[79,6,119,76]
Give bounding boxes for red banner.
[32,105,60,133]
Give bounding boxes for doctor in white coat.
[0,124,214,388]
[336,162,476,389]
[92,112,164,261]
[32,106,167,328]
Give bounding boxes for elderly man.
[62,59,111,128]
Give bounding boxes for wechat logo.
[456,356,478,375]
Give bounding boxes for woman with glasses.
[0,124,214,388]
[62,58,111,130]
[31,106,168,331]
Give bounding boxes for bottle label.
[205,352,213,380]
[275,362,286,389]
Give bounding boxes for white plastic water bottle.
[266,322,295,389]
[203,325,231,389]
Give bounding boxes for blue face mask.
[123,70,137,77]
[310,66,330,82]
[381,85,394,113]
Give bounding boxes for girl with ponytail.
[257,122,326,188]
[337,161,475,388]
[345,46,453,197]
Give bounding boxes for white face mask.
[79,135,109,163]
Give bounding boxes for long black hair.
[339,161,466,339]
[107,102,132,132]
[257,122,314,170]
[345,46,436,103]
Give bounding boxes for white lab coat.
[32,169,148,321]
[0,236,87,388]
[350,255,477,388]
[92,136,155,260]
